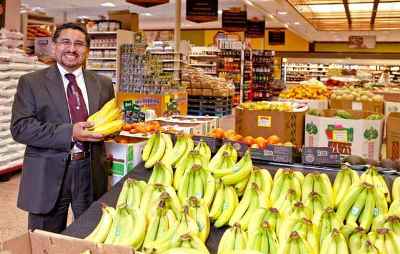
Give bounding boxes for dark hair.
[52,23,90,47]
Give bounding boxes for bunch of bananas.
[392,177,400,201]
[333,164,360,208]
[336,182,388,231]
[360,166,391,203]
[88,98,124,136]
[86,133,400,254]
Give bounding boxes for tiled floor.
[0,172,26,244]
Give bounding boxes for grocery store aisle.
[0,172,26,244]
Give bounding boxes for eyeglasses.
[56,39,87,49]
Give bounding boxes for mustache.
[62,52,79,57]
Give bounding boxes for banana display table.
[62,161,398,253]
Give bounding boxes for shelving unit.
[249,50,275,101]
[189,47,219,76]
[218,48,242,106]
[87,29,135,85]
[20,12,55,55]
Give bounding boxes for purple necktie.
[65,73,88,151]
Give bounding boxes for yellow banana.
[88,98,117,123]
[392,177,400,201]
[214,186,239,228]
[91,119,123,136]
[144,132,166,168]
[142,133,157,161]
[85,204,114,243]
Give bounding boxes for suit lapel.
[45,65,71,123]
[83,70,100,115]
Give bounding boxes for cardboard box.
[387,112,400,160]
[105,136,146,185]
[156,116,219,136]
[329,98,384,114]
[384,101,400,118]
[279,98,328,110]
[304,109,384,160]
[160,115,220,134]
[235,107,306,148]
[1,230,133,254]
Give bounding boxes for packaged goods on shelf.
[235,101,307,147]
[0,29,48,173]
[305,109,384,160]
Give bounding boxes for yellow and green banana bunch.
[320,228,349,254]
[174,150,208,190]
[142,132,174,168]
[148,162,173,186]
[371,214,400,235]
[361,166,391,203]
[85,203,115,243]
[194,140,212,162]
[186,196,210,242]
[246,220,279,253]
[88,98,123,136]
[304,191,332,226]
[218,223,248,254]
[392,177,400,202]
[228,182,269,230]
[248,207,285,236]
[209,181,239,228]
[336,182,388,231]
[368,228,400,253]
[333,164,360,208]
[277,231,315,254]
[316,208,343,246]
[103,205,147,249]
[213,150,253,186]
[302,172,333,207]
[270,169,304,214]
[116,178,147,210]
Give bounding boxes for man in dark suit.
[10,23,114,233]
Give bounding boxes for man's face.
[53,28,88,71]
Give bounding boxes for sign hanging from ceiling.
[0,0,5,29]
[268,30,285,45]
[348,36,376,49]
[126,0,169,8]
[222,9,247,32]
[186,0,218,23]
[246,19,265,38]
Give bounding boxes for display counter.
[62,161,398,254]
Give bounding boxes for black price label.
[251,145,295,163]
[302,147,341,166]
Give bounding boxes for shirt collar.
[56,63,83,79]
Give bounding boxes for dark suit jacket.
[10,64,114,214]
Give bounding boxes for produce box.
[304,109,384,160]
[329,98,384,114]
[157,120,207,136]
[157,115,219,135]
[302,147,341,167]
[1,229,133,254]
[279,98,328,110]
[387,112,400,160]
[117,91,187,117]
[235,106,306,148]
[105,136,147,185]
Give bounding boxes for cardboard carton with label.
[305,109,384,160]
[387,112,400,160]
[330,98,384,114]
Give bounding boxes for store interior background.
[1,0,400,244]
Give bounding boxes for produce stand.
[62,161,398,254]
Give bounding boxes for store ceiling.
[287,0,400,31]
[20,0,400,42]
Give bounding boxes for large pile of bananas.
[83,133,400,254]
[87,98,123,136]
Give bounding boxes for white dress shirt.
[57,63,90,152]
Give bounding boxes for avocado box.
[304,109,384,160]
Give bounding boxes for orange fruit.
[241,136,255,146]
[250,143,260,149]
[230,134,243,141]
[255,137,267,149]
[224,129,236,139]
[211,128,225,139]
[266,135,281,145]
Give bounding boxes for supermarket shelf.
[190,63,216,67]
[163,68,181,71]
[88,57,116,60]
[189,55,218,58]
[149,51,180,54]
[161,60,182,62]
[88,31,117,35]
[90,47,117,50]
[87,68,116,71]
[204,72,217,75]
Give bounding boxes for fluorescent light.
[284,24,289,28]
[294,22,300,25]
[78,16,89,19]
[101,2,115,7]
[218,10,223,15]
[349,3,373,12]
[245,0,254,7]
[379,2,400,11]
[303,4,344,13]
[269,14,275,19]
[142,12,152,16]
[277,11,288,15]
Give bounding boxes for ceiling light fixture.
[284,24,289,28]
[294,22,300,25]
[245,0,254,7]
[277,11,288,15]
[218,10,223,15]
[101,2,115,7]
[142,12,152,16]
[269,14,274,19]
